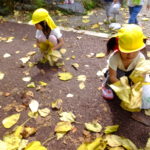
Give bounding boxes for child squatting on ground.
[29,8,64,66]
[102,24,146,100]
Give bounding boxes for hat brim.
[119,43,146,53]
[28,20,39,25]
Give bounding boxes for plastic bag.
[141,74,150,109]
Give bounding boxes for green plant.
[31,0,46,8]
[82,0,96,10]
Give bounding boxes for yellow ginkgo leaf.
[0,72,5,80]
[55,121,73,133]
[18,139,28,150]
[20,56,30,64]
[77,75,86,82]
[3,53,11,58]
[145,138,150,149]
[147,51,150,57]
[24,141,47,150]
[2,113,20,128]
[58,72,73,81]
[39,81,47,87]
[142,17,149,21]
[85,122,102,132]
[6,37,14,43]
[60,48,67,54]
[29,100,39,113]
[105,135,122,147]
[72,63,79,70]
[96,52,105,58]
[104,125,119,134]
[27,82,36,88]
[79,82,85,90]
[91,24,99,29]
[38,108,50,117]
[145,109,150,116]
[56,132,66,140]
[28,111,38,119]
[51,99,63,109]
[0,140,7,150]
[82,16,89,19]
[59,112,76,122]
[26,51,36,56]
[82,19,90,23]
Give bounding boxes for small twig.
[42,134,56,145]
[21,118,32,126]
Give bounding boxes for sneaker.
[102,86,114,100]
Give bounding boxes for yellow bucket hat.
[114,24,146,53]
[29,8,57,30]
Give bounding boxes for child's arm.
[109,67,119,83]
[51,37,64,50]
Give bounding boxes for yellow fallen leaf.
[91,24,99,29]
[82,16,89,19]
[82,19,90,23]
[72,63,79,70]
[145,109,150,116]
[56,132,66,140]
[104,125,119,134]
[85,122,102,132]
[22,127,37,138]
[145,138,150,149]
[79,82,85,90]
[6,37,14,43]
[0,72,5,80]
[58,72,73,81]
[38,108,50,117]
[60,48,67,54]
[18,139,28,150]
[55,121,73,133]
[27,82,35,88]
[20,56,30,64]
[147,51,150,57]
[77,75,86,82]
[142,17,149,21]
[28,111,38,119]
[39,81,47,87]
[26,51,36,56]
[0,140,7,150]
[71,55,76,59]
[2,113,20,128]
[96,52,105,58]
[51,99,63,109]
[24,141,47,150]
[33,44,37,48]
[59,112,76,122]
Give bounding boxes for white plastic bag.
[110,2,121,15]
[142,74,150,109]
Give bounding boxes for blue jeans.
[128,5,142,24]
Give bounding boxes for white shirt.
[35,27,62,42]
[108,51,145,71]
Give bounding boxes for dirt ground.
[0,20,150,150]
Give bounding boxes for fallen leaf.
[60,48,67,54]
[18,139,28,150]
[22,77,31,82]
[91,24,99,29]
[85,122,102,132]
[15,104,26,112]
[82,16,89,19]
[86,53,95,58]
[15,51,20,54]
[77,36,82,40]
[96,52,105,58]
[51,99,63,109]
[3,53,11,58]
[2,113,20,128]
[82,19,90,23]
[72,63,79,70]
[77,75,86,82]
[38,108,50,117]
[29,100,39,113]
[27,82,35,88]
[0,72,5,80]
[147,51,150,57]
[71,55,76,59]
[104,125,119,134]
[79,82,85,90]
[20,56,30,64]
[96,70,104,77]
[22,126,37,138]
[59,112,76,122]
[39,81,47,87]
[28,111,38,119]
[24,141,47,150]
[58,72,73,81]
[6,36,14,43]
[0,140,7,150]
[145,109,150,116]
[142,17,149,21]
[26,51,36,56]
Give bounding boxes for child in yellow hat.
[29,8,64,66]
[102,24,146,100]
